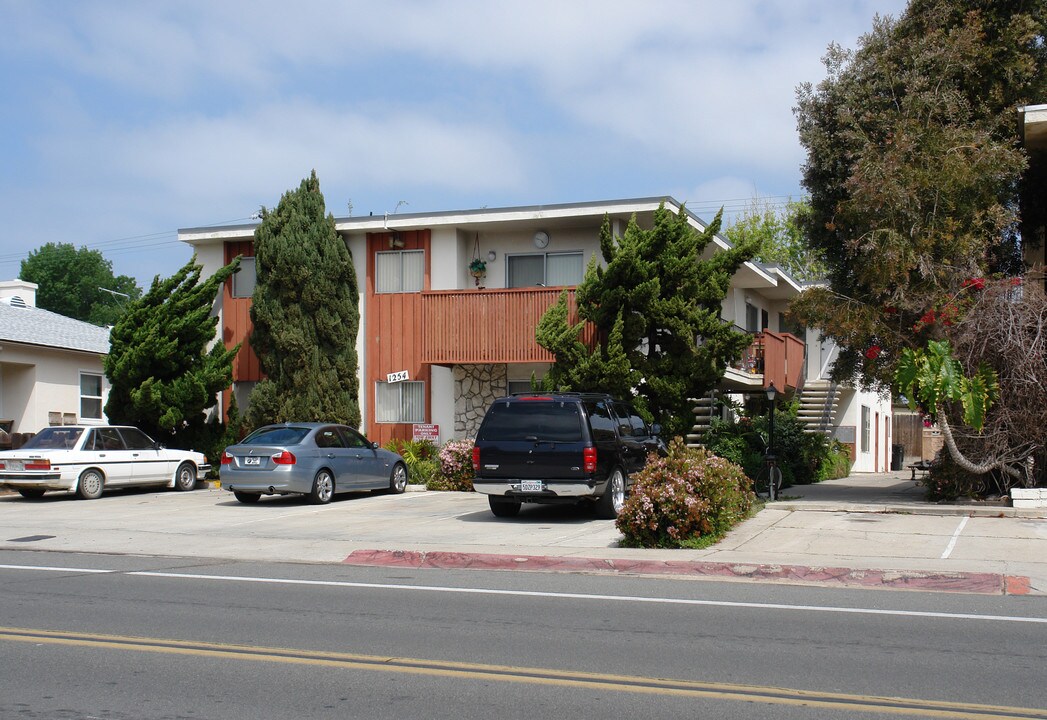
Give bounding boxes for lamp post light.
[765,382,778,501]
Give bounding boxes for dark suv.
[471,392,665,518]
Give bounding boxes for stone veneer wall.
[453,364,507,438]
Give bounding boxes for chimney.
[0,280,38,308]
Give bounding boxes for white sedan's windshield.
[20,427,84,450]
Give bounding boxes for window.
[80,373,103,420]
[232,257,256,298]
[315,427,347,449]
[861,405,871,452]
[507,252,583,288]
[584,400,616,442]
[338,426,371,448]
[376,250,424,293]
[119,427,156,450]
[745,302,759,333]
[507,380,532,395]
[376,381,426,423]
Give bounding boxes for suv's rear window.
[478,401,583,442]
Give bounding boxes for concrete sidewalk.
[1,472,1046,595]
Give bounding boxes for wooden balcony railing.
[420,287,595,365]
[728,330,806,392]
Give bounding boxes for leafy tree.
[20,242,141,326]
[723,198,825,282]
[791,0,1047,390]
[104,257,241,457]
[245,170,361,428]
[536,202,759,439]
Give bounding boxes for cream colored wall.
[0,344,108,434]
[346,234,369,430]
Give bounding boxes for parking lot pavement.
[2,478,1047,594]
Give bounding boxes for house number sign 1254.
[387,370,410,383]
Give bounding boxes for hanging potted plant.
[469,257,487,278]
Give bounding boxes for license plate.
[519,480,543,492]
[6,460,23,471]
[244,456,261,466]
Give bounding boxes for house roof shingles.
[0,303,110,354]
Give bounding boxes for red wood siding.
[223,240,261,383]
[365,231,431,445]
[420,288,594,365]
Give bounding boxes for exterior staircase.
[686,391,720,447]
[796,380,839,435]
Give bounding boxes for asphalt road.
[1,549,1046,719]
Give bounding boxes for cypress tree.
[245,170,361,427]
[104,257,240,455]
[537,203,758,439]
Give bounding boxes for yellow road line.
[1,626,1043,719]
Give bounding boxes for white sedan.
[0,425,210,500]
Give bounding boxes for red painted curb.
[342,549,1019,595]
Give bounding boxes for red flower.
[865,345,881,359]
[920,311,936,325]
[1010,277,1023,286]
[962,277,986,291]
[883,305,898,315]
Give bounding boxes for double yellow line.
[1,626,1043,719]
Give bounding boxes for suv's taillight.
[272,450,296,465]
[220,451,233,465]
[583,446,597,473]
[472,446,480,472]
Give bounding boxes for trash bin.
[891,443,905,471]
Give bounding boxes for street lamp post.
[765,382,778,501]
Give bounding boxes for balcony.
[420,287,594,365]
[724,330,806,392]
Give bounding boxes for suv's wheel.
[596,468,626,519]
[488,496,521,518]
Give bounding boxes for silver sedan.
[220,423,407,504]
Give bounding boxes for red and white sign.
[412,424,440,443]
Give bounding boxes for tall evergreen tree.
[245,170,361,427]
[104,256,240,455]
[537,203,759,439]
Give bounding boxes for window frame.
[375,380,426,423]
[505,251,584,288]
[79,372,104,421]
[232,256,256,299]
[861,405,871,452]
[375,249,425,294]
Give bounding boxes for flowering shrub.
[428,439,476,491]
[616,439,754,548]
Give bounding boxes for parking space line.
[941,517,969,559]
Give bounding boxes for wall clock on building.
[533,230,550,249]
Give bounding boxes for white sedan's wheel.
[76,469,105,500]
[174,462,197,491]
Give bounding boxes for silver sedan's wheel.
[308,470,335,505]
[76,469,104,500]
[596,468,625,519]
[389,463,408,494]
[174,462,197,491]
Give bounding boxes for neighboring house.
[0,280,111,438]
[180,196,892,472]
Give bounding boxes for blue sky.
[0,0,908,288]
